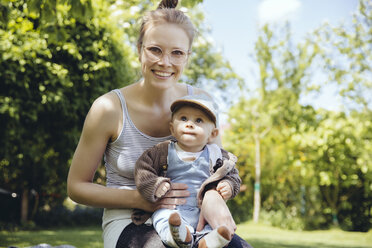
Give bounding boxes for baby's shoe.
[169,212,193,248]
[198,225,231,248]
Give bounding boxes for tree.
[224,0,372,231]
[305,0,372,230]
[225,23,317,223]
[292,110,372,230]
[0,0,136,223]
[312,0,371,111]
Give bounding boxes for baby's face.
[170,106,217,152]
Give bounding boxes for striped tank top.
[104,86,194,189]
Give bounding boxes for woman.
[67,0,251,247]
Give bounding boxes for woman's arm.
[67,92,189,211]
[67,93,153,211]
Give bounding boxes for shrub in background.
[0,0,137,224]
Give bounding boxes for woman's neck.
[121,80,187,138]
[137,79,182,109]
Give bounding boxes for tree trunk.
[332,211,339,226]
[21,188,29,223]
[253,134,261,223]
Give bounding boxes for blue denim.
[153,143,211,244]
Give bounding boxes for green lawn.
[0,226,103,248]
[1,222,371,248]
[237,222,372,248]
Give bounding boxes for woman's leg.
[193,232,253,248]
[225,234,253,248]
[115,223,170,248]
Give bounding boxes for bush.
[34,206,103,228]
[260,210,305,231]
[0,193,20,226]
[0,0,136,223]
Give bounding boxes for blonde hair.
[137,0,196,51]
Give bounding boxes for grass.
[1,222,371,248]
[236,222,372,248]
[0,226,102,248]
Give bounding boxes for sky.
[200,0,360,113]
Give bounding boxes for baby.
[134,94,241,248]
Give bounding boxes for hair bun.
[157,0,178,9]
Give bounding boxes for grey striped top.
[104,86,193,189]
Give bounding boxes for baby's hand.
[155,182,171,198]
[216,181,232,200]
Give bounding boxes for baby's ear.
[208,127,219,143]
[169,121,175,136]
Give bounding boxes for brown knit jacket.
[131,140,241,225]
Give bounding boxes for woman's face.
[140,23,190,89]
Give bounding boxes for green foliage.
[0,0,136,220]
[183,6,243,92]
[312,0,372,110]
[289,110,372,230]
[34,205,103,228]
[225,0,372,231]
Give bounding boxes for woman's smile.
[152,69,174,78]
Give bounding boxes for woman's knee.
[226,234,253,248]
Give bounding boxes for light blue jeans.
[153,142,212,246]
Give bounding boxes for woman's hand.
[196,189,236,237]
[154,183,189,210]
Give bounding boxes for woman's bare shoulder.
[83,91,122,138]
[90,91,121,117]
